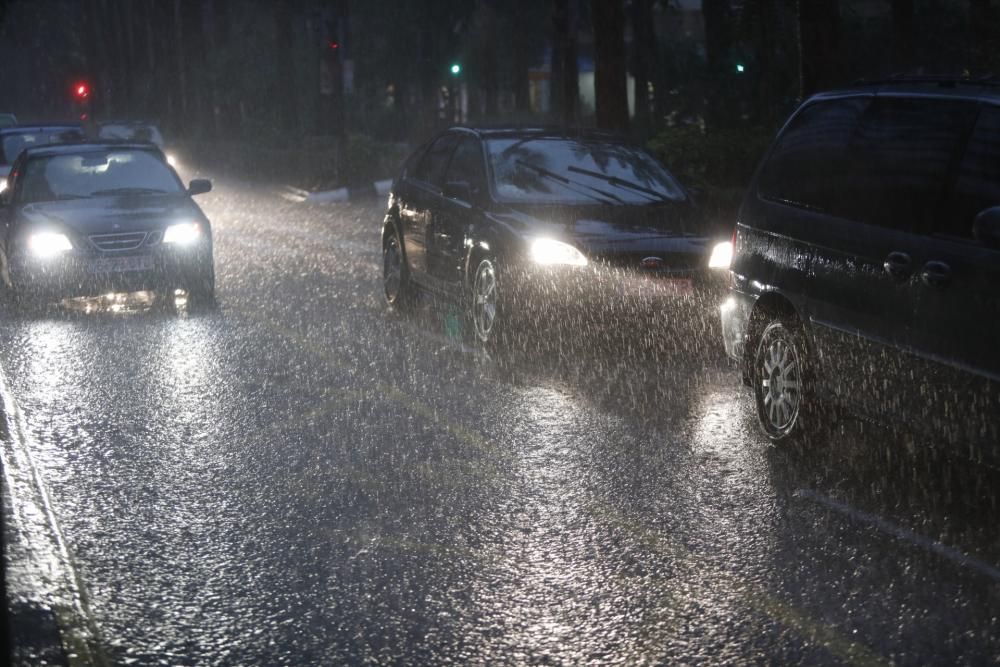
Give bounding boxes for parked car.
[0,124,84,191]
[0,142,215,308]
[721,78,1000,464]
[381,127,729,345]
[96,120,177,165]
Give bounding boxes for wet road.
[2,167,1000,665]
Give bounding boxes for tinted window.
[944,106,1000,239]
[412,134,460,188]
[19,150,183,203]
[842,97,978,231]
[758,97,868,212]
[443,137,487,196]
[486,137,684,204]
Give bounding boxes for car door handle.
[883,251,912,280]
[920,260,951,288]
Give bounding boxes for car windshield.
[97,123,165,146]
[487,137,685,204]
[2,129,82,164]
[19,150,182,203]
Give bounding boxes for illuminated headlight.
[708,241,733,269]
[0,179,7,193]
[530,238,588,266]
[28,232,73,258]
[164,222,201,245]
[165,153,178,167]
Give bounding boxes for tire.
[469,257,503,347]
[185,266,216,308]
[382,226,412,312]
[752,319,822,442]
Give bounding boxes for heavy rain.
[2,1,1000,665]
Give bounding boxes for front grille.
[596,252,704,274]
[89,231,148,252]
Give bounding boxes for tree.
[551,0,580,126]
[891,0,914,73]
[970,0,996,73]
[630,0,656,137]
[798,0,841,98]
[592,0,629,132]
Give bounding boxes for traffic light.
[735,63,745,73]
[450,63,461,76]
[73,81,91,100]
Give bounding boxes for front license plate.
[88,255,155,274]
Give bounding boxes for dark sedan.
[381,127,729,345]
[0,142,215,309]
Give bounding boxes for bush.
[647,124,774,190]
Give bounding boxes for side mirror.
[443,180,473,204]
[973,206,1000,249]
[188,178,212,196]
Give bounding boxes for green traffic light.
[450,63,461,75]
[736,63,745,73]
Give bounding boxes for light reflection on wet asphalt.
[1,171,999,665]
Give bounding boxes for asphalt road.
[2,166,1000,665]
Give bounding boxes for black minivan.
[721,78,1000,464]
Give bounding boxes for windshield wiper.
[52,193,91,200]
[515,160,623,205]
[91,187,167,196]
[566,165,673,203]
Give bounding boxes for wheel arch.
[744,291,805,382]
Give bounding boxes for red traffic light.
[73,82,90,99]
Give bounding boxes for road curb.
[1,368,107,667]
[277,179,393,205]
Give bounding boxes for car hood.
[497,200,712,258]
[15,193,202,235]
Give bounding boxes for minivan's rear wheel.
[470,258,501,345]
[753,319,816,441]
[383,228,412,311]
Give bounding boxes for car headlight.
[28,232,73,258]
[530,238,588,266]
[0,179,7,193]
[708,240,733,269]
[163,222,201,245]
[165,153,178,167]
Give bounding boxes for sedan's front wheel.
[470,257,501,345]
[383,228,412,311]
[753,319,819,442]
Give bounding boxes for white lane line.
[794,488,1000,584]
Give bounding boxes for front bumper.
[720,287,755,362]
[9,245,213,300]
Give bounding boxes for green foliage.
[647,123,774,189]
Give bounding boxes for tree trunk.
[592,0,629,133]
[173,0,188,119]
[275,1,299,133]
[970,0,994,73]
[550,0,580,125]
[798,0,841,98]
[630,0,655,137]
[891,0,914,73]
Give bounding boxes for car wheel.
[383,227,412,311]
[752,319,819,441]
[469,257,502,345]
[185,267,216,308]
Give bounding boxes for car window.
[487,137,684,204]
[443,136,487,196]
[1,129,84,164]
[942,105,1000,239]
[98,123,165,146]
[758,97,869,213]
[841,97,979,232]
[19,150,183,203]
[411,133,460,188]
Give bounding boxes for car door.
[428,135,489,286]
[398,133,460,283]
[908,104,1000,458]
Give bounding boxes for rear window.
[2,128,83,164]
[97,123,165,146]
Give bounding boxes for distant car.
[381,127,727,345]
[96,120,177,166]
[0,142,215,308]
[721,78,1000,464]
[0,113,18,128]
[0,124,84,192]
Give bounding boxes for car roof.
[447,125,627,142]
[811,76,1000,104]
[0,125,83,135]
[22,141,164,159]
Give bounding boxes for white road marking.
[794,488,1000,583]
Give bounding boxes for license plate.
[88,255,155,274]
